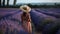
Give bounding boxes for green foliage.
[39,18,54,26]
[0,30,3,34]
[0,3,60,8]
[43,19,53,23]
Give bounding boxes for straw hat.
[20,5,31,13]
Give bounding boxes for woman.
[20,5,32,34]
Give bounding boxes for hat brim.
[20,5,31,13]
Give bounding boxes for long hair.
[21,12,31,22]
[21,12,32,34]
[23,12,27,16]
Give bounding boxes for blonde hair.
[20,5,31,13]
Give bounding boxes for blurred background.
[0,0,60,8]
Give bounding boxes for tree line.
[0,0,60,8]
[0,0,17,6]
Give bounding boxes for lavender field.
[0,8,60,34]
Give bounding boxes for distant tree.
[7,0,9,6]
[13,0,17,6]
[55,3,56,5]
[3,0,5,6]
[0,0,1,6]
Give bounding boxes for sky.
[4,0,60,5]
